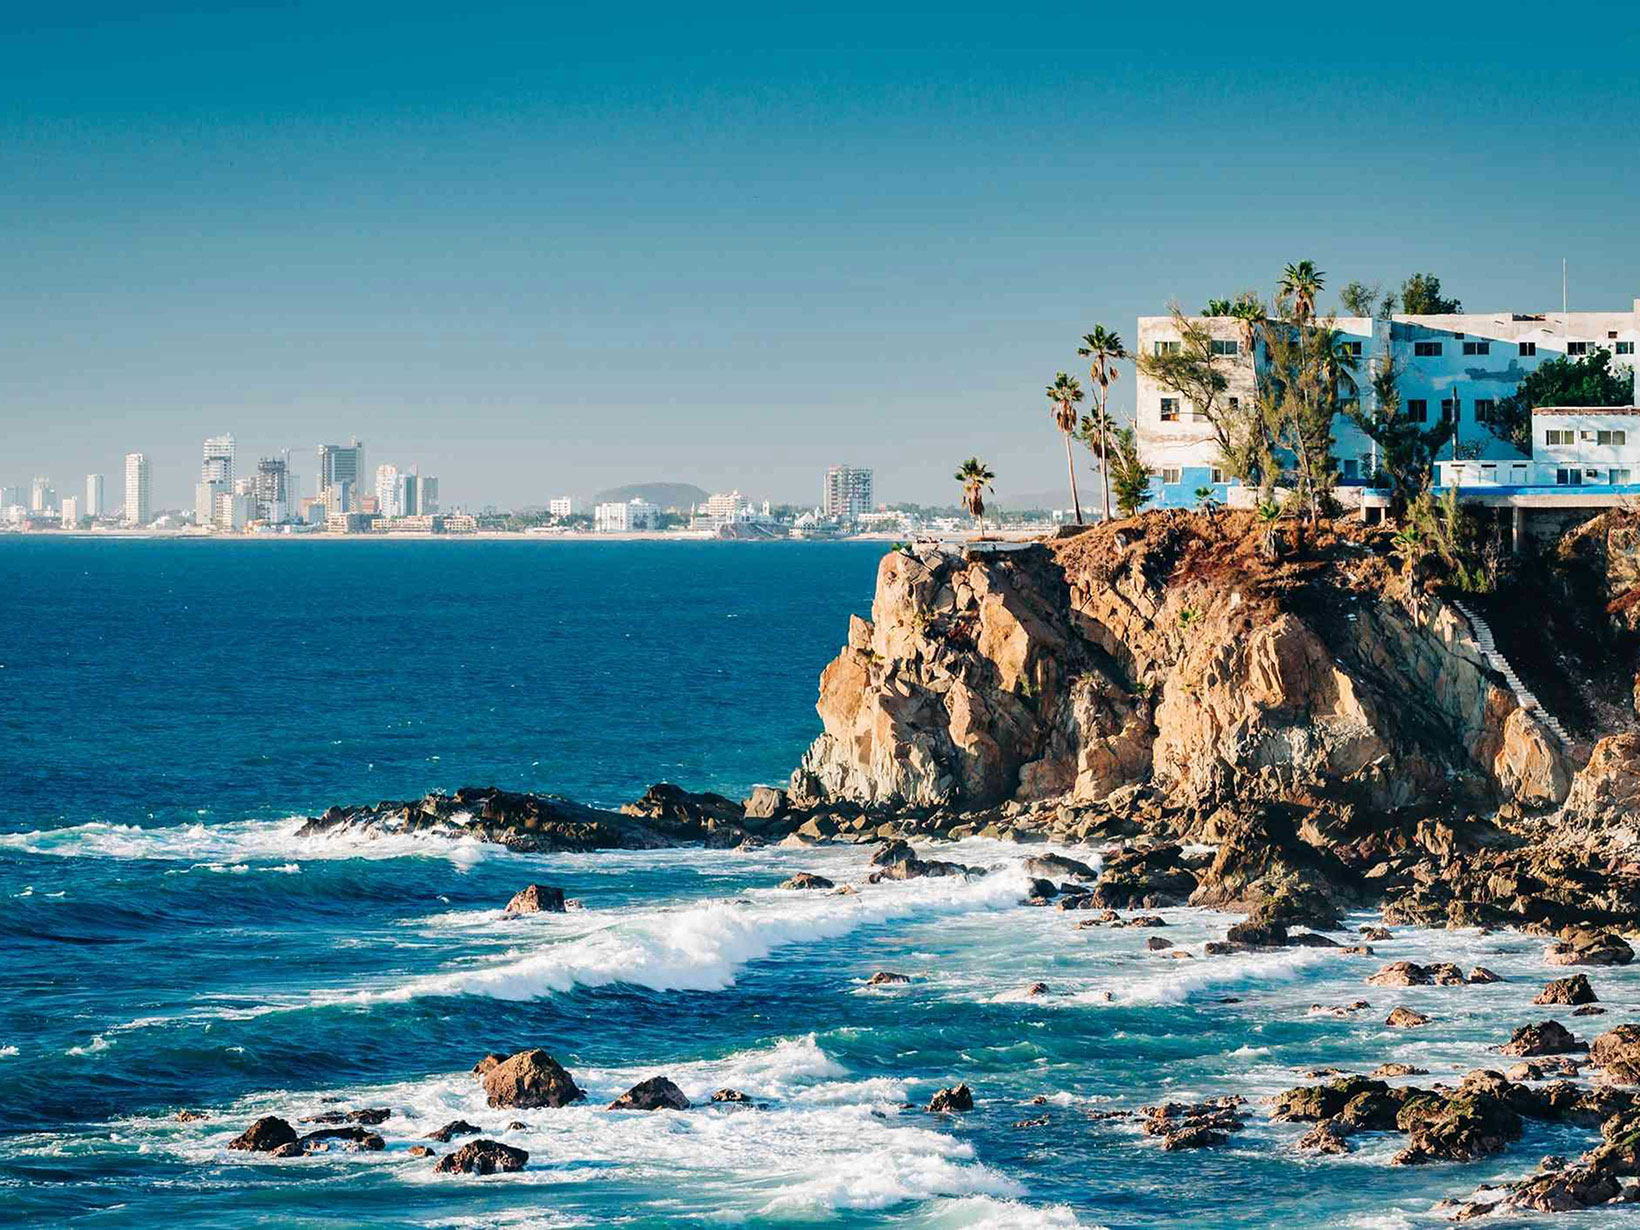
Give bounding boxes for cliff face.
[792,513,1570,819]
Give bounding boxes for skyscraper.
[124,454,150,527]
[202,434,236,485]
[61,496,79,528]
[317,439,364,512]
[254,458,289,522]
[375,464,401,517]
[85,473,105,518]
[824,465,874,519]
[30,476,57,513]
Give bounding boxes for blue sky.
[4,1,1639,508]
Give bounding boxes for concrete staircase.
[1452,600,1572,746]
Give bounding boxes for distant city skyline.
[5,4,1640,506]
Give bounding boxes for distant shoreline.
[5,528,1049,544]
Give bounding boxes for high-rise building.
[317,439,364,511]
[124,454,150,527]
[202,433,236,485]
[549,496,577,517]
[375,464,401,517]
[196,480,228,527]
[30,476,57,513]
[321,480,355,515]
[254,458,289,522]
[0,485,22,510]
[61,496,79,528]
[85,473,105,518]
[824,466,874,519]
[419,475,438,514]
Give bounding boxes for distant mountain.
[592,482,709,511]
[993,487,1078,513]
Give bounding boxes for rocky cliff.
[792,512,1569,819]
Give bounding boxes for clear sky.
[4,1,1639,510]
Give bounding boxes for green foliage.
[1347,357,1454,515]
[1177,605,1202,630]
[1046,371,1084,433]
[1077,325,1129,520]
[1493,348,1635,454]
[1278,260,1324,323]
[954,457,995,529]
[1403,488,1498,593]
[1398,272,1461,315]
[1257,303,1358,520]
[1109,427,1151,518]
[1202,298,1232,316]
[1338,279,1393,319]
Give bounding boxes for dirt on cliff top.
[1049,509,1401,619]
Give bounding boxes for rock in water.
[228,1116,298,1153]
[503,884,565,915]
[482,1049,586,1109]
[779,872,835,890]
[1544,930,1634,967]
[1367,961,1431,987]
[607,1077,690,1111]
[1500,1021,1585,1057]
[711,1088,752,1103]
[1386,1006,1431,1028]
[866,970,911,985]
[472,1052,507,1075]
[1022,852,1098,882]
[425,1119,484,1142]
[1590,1025,1640,1082]
[433,1139,528,1175]
[1536,974,1598,1005]
[927,1083,974,1112]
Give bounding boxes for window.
[1519,342,1537,356]
[1610,331,1620,340]
[1619,342,1636,356]
[1210,339,1239,356]
[1160,398,1180,421]
[1407,399,1429,422]
[1414,341,1442,357]
[1474,398,1497,423]
[1557,467,1584,486]
[1160,467,1181,485]
[1210,467,1225,484]
[1614,469,1633,484]
[1153,340,1181,356]
[1598,430,1628,446]
[1481,464,1497,481]
[1568,341,1589,356]
[1344,341,1363,357]
[1440,398,1458,422]
[1462,340,1491,356]
[1227,396,1240,411]
[1342,459,1360,479]
[1545,429,1574,446]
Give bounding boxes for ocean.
[3,538,1636,1229]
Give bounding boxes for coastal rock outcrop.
[503,884,565,915]
[229,1116,298,1153]
[433,1139,528,1175]
[608,1077,690,1111]
[481,1049,586,1109]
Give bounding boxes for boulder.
[297,1126,385,1152]
[779,872,836,890]
[472,1052,507,1075]
[866,970,911,985]
[1147,936,1173,951]
[425,1120,484,1142]
[1023,852,1099,882]
[608,1076,690,1111]
[927,1083,974,1112]
[1393,1092,1523,1164]
[1296,1118,1351,1153]
[503,884,566,916]
[711,1088,752,1103]
[228,1116,298,1153]
[1590,1025,1640,1083]
[433,1139,529,1175]
[1469,967,1503,984]
[1024,877,1060,901]
[742,785,789,820]
[1371,1063,1428,1078]
[1023,982,1050,997]
[1501,1021,1586,1057]
[1545,930,1635,967]
[1366,961,1430,987]
[1386,1006,1431,1028]
[408,1145,434,1158]
[1536,974,1599,1005]
[482,1049,586,1110]
[1226,917,1287,948]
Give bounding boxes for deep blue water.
[3,538,1638,1230]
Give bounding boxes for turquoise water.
[3,538,1636,1229]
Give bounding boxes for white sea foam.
[905,1196,1102,1229]
[0,1045,19,1058]
[66,1034,113,1056]
[1078,945,1341,1006]
[0,818,494,867]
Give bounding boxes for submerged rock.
[482,1049,586,1110]
[711,1088,752,1103]
[779,872,835,890]
[866,970,911,985]
[433,1139,528,1175]
[608,1077,690,1111]
[425,1119,484,1142]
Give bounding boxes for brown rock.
[503,884,565,915]
[1500,1021,1586,1057]
[1468,966,1503,984]
[927,1083,974,1112]
[711,1088,752,1103]
[608,1076,690,1111]
[433,1139,528,1175]
[866,970,911,986]
[482,1049,586,1110]
[779,872,835,890]
[1386,1006,1430,1028]
[228,1116,298,1153]
[1536,974,1598,1005]
[425,1120,484,1143]
[1367,961,1430,987]
[408,1145,434,1158]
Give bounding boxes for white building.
[699,490,748,520]
[594,498,660,532]
[124,454,150,527]
[216,491,253,531]
[1135,299,1640,506]
[60,496,79,528]
[824,466,874,519]
[85,474,105,518]
[196,479,229,527]
[375,465,401,517]
[202,433,235,485]
[30,476,56,513]
[549,496,578,517]
[1437,406,1640,489]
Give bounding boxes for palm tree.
[1278,260,1325,325]
[1229,293,1266,358]
[955,458,995,536]
[1077,325,1128,521]
[1203,298,1232,317]
[1046,372,1086,523]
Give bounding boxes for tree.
[954,458,995,535]
[1339,279,1392,319]
[1346,356,1454,517]
[1493,347,1635,454]
[1258,313,1357,521]
[1278,260,1325,325]
[1077,325,1128,520]
[1398,272,1461,315]
[1109,427,1151,518]
[1203,298,1232,316]
[1045,372,1086,523]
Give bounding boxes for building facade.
[824,465,874,519]
[253,458,289,522]
[201,433,235,485]
[594,498,659,532]
[85,474,105,518]
[1134,300,1640,506]
[548,496,577,517]
[317,440,365,511]
[60,496,79,528]
[30,476,56,513]
[124,454,150,527]
[374,464,401,517]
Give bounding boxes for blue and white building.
[1135,300,1640,506]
